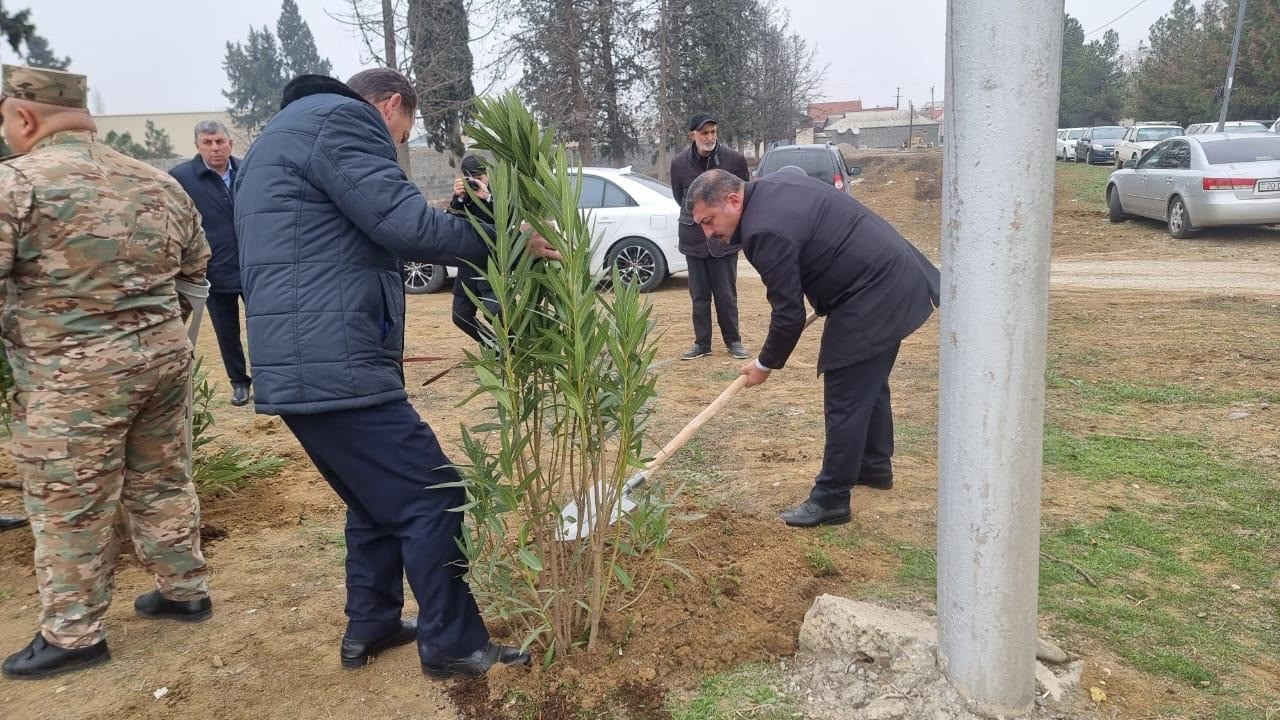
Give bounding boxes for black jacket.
[170,154,242,293]
[670,142,750,258]
[234,74,492,415]
[736,172,941,374]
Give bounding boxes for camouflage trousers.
[8,355,209,649]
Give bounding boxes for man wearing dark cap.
[448,155,499,346]
[0,65,213,679]
[669,113,751,361]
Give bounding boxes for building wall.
[848,124,942,149]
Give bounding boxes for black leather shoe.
[134,590,213,622]
[230,384,250,407]
[341,617,417,669]
[780,500,851,528]
[680,345,711,361]
[726,341,750,360]
[856,470,894,490]
[421,641,532,679]
[0,514,28,532]
[2,633,110,680]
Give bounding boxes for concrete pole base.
[785,595,1088,720]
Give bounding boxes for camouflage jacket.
[0,130,210,391]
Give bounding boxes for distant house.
[94,110,255,162]
[819,108,941,149]
[807,101,865,128]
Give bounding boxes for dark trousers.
[205,292,250,387]
[282,400,490,660]
[451,275,500,345]
[809,343,900,509]
[686,253,741,348]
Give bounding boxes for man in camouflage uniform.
[0,66,214,680]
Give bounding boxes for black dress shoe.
[726,341,750,360]
[134,590,213,622]
[0,514,28,532]
[680,345,711,361]
[856,470,894,490]
[421,641,531,679]
[341,617,417,669]
[780,500,851,528]
[2,633,110,680]
[230,384,251,407]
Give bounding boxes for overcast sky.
[17,0,1193,116]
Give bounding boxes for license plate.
[1257,180,1280,192]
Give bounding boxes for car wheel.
[402,261,447,294]
[605,237,667,293]
[1166,197,1194,239]
[1107,186,1127,223]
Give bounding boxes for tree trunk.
[383,0,413,174]
[562,0,594,164]
[596,0,627,166]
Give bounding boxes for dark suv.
[756,143,861,193]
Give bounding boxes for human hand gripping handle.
[739,310,820,387]
[520,221,563,261]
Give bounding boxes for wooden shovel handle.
[643,310,820,478]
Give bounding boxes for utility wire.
[1084,0,1152,37]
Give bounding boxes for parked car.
[1185,121,1269,135]
[1112,123,1183,169]
[1057,127,1084,161]
[756,143,861,193]
[402,166,686,294]
[1271,117,1280,133]
[1105,133,1280,238]
[1075,126,1126,164]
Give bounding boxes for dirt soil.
[1,153,1277,719]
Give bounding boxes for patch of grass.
[893,421,931,457]
[709,370,739,382]
[803,547,839,577]
[1039,427,1279,695]
[666,438,724,497]
[666,663,799,720]
[308,527,346,551]
[1056,162,1112,209]
[817,525,863,551]
[1047,371,1280,409]
[0,590,11,602]
[894,544,937,586]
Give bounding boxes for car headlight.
[1093,144,1106,151]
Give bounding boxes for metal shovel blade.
[557,470,646,541]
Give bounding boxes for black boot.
[230,384,251,407]
[341,617,417,669]
[855,469,894,490]
[134,590,213,622]
[2,633,110,680]
[779,500,851,528]
[421,640,531,679]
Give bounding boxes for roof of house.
[825,109,940,132]
[808,101,864,125]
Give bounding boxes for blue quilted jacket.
[234,75,489,415]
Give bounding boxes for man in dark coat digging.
[685,168,940,528]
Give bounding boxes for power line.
[1084,0,1152,37]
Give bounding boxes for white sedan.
[403,166,685,293]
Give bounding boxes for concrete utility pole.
[1216,0,1248,132]
[936,0,1063,715]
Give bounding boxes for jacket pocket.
[377,272,405,345]
[10,436,71,462]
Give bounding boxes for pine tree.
[277,0,333,77]
[144,121,176,159]
[407,0,474,162]
[223,26,286,132]
[24,33,69,69]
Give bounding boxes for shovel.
[557,311,820,541]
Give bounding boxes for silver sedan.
[1105,133,1280,238]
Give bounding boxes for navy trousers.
[282,400,489,660]
[451,274,500,345]
[809,343,900,509]
[205,291,251,387]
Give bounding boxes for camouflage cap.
[1,65,88,110]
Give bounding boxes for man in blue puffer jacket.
[235,69,553,679]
